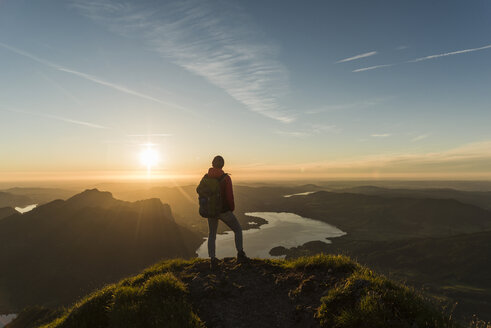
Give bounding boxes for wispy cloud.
[3,107,108,129]
[411,134,429,142]
[371,133,391,137]
[71,0,293,123]
[47,113,108,129]
[310,124,341,134]
[409,44,491,63]
[57,67,188,111]
[336,51,377,63]
[240,140,491,178]
[353,43,491,73]
[37,71,83,106]
[275,130,310,138]
[307,97,390,114]
[276,123,341,138]
[0,41,190,113]
[353,64,393,73]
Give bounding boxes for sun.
[139,146,159,174]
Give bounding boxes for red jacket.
[207,167,235,212]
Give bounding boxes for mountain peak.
[73,188,113,199]
[65,189,119,209]
[11,255,457,328]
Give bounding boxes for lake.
[15,204,37,214]
[0,314,17,328]
[283,191,316,198]
[196,212,346,259]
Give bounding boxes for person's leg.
[219,211,243,253]
[207,218,219,258]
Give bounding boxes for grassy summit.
[10,255,458,328]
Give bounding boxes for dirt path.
[177,258,339,328]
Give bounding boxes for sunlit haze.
[1,0,491,183]
[139,145,160,176]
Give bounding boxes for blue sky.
[1,0,491,181]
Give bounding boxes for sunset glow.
[139,146,159,175]
[0,1,490,181]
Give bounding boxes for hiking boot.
[237,250,249,263]
[210,257,219,270]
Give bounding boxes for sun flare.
[139,147,159,174]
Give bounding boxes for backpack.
[196,173,227,218]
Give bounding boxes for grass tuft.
[17,255,459,328]
[282,254,360,275]
[317,268,458,328]
[38,273,203,328]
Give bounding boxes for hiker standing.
[197,155,247,267]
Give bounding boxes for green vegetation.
[34,272,203,328]
[11,255,457,328]
[270,190,491,322]
[317,269,457,328]
[280,253,360,273]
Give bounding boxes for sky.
[1,0,491,182]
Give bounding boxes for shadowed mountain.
[250,189,491,322]
[271,191,491,240]
[0,189,202,313]
[0,207,17,220]
[0,192,32,208]
[275,231,491,322]
[112,184,325,235]
[338,186,491,210]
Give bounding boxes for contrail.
[409,44,491,62]
[353,43,491,72]
[337,51,377,63]
[0,41,192,113]
[2,107,109,129]
[353,64,393,73]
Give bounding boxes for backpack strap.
[218,173,228,182]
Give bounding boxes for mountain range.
[0,189,202,313]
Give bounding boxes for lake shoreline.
[196,211,346,259]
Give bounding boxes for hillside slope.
[2,188,76,205]
[339,186,491,210]
[8,255,457,328]
[112,184,322,236]
[274,191,491,240]
[0,207,17,220]
[0,189,203,313]
[271,231,491,322]
[0,192,31,208]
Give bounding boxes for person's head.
[212,155,224,169]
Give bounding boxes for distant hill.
[2,188,76,205]
[0,192,32,208]
[273,191,491,240]
[0,189,202,313]
[112,184,324,235]
[7,255,457,328]
[338,186,491,210]
[0,207,17,220]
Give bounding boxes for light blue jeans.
[207,211,243,258]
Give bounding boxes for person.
[204,155,247,268]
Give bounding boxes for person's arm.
[225,175,235,211]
